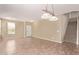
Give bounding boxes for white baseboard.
[32,35,62,43]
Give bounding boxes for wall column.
[77,16,79,45]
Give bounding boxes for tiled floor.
[0,37,79,55]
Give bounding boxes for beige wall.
[1,19,7,39]
[1,15,68,43]
[1,19,33,40]
[32,15,68,43]
[59,15,69,41]
[16,21,24,39]
[1,19,25,40]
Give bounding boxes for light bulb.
[49,16,58,21]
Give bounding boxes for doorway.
[26,25,32,37]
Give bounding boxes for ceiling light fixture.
[41,13,52,20]
[41,4,58,21]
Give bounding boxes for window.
[7,22,15,34]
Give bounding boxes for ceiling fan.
[41,4,58,21]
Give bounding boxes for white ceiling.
[0,4,79,21]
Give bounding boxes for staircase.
[64,21,77,44]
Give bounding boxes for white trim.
[0,17,35,22]
[77,16,78,45]
[32,35,62,43]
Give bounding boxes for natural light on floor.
[6,40,16,54]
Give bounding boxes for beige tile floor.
[0,37,79,55]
